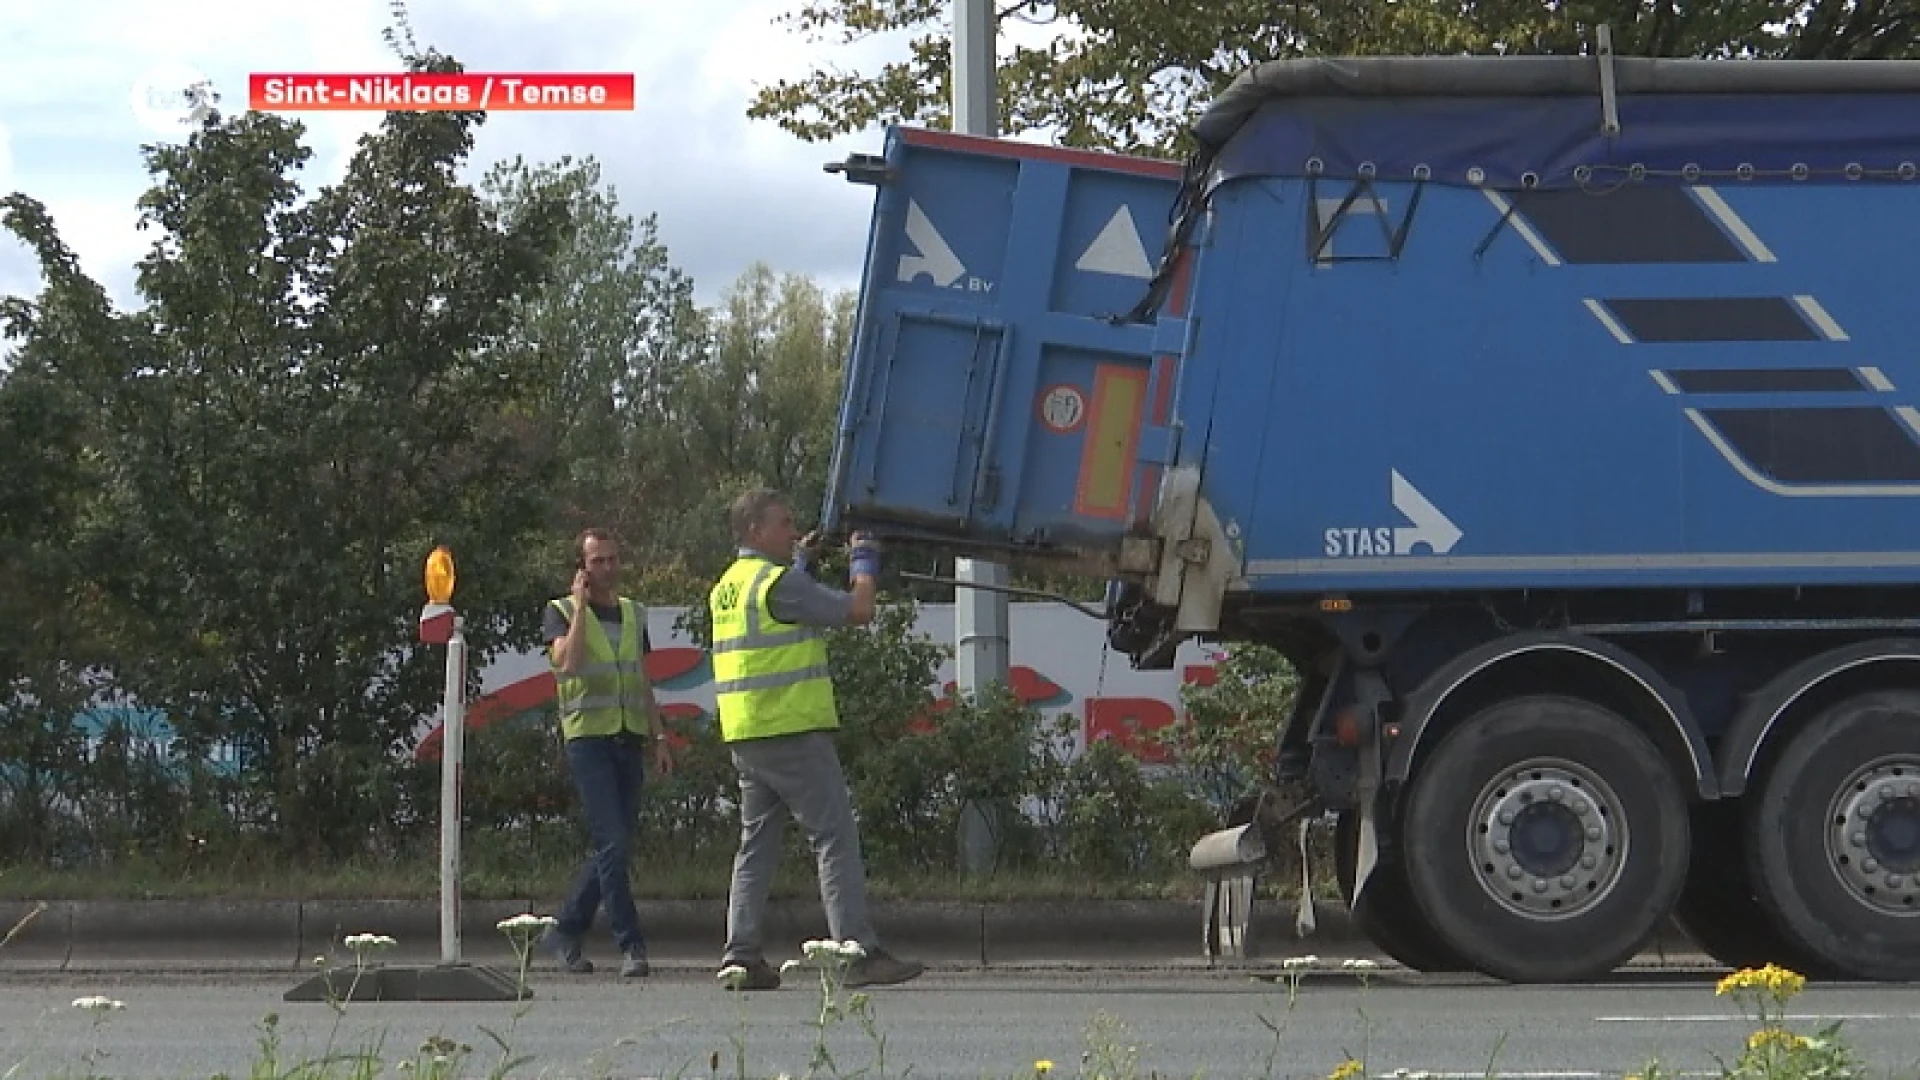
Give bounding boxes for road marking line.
[1374,1060,1720,1068]
[1597,1006,1896,1014]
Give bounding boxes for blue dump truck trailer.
[820,54,1920,984]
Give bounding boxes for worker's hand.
[794,529,828,573]
[651,735,675,776]
[848,532,881,582]
[570,569,590,609]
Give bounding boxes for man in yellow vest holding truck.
[539,527,674,979]
[707,487,924,991]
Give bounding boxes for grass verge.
[0,839,1343,906]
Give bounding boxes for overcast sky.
[0,0,1064,315]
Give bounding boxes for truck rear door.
[822,128,1194,571]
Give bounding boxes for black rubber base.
[284,963,529,1002]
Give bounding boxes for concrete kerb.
[0,898,1725,975]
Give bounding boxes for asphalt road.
[3,969,1918,1080]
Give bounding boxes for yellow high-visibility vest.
[547,596,652,740]
[707,556,838,742]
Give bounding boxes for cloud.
[1,0,1081,313]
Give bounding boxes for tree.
[0,326,104,859]
[747,0,1920,156]
[634,263,857,595]
[0,46,573,859]
[479,154,703,554]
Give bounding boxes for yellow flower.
[1715,963,1806,1002]
[1747,1027,1811,1053]
[1034,1061,1054,1075]
[1330,1058,1364,1080]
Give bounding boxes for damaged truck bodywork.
[822,54,1920,984]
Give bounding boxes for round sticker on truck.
[1038,384,1086,433]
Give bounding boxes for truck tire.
[1334,810,1470,972]
[1672,800,1839,976]
[1748,690,1920,982]
[1401,694,1691,983]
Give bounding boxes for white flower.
[1282,955,1320,969]
[801,938,867,962]
[1342,958,1378,970]
[780,959,803,974]
[71,996,125,1011]
[343,933,398,951]
[496,913,558,934]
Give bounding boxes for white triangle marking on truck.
[897,199,967,288]
[1076,205,1155,280]
[1392,470,1463,555]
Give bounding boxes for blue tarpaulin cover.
[1192,56,1920,191]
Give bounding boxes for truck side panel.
[825,130,1191,564]
[1186,175,1920,592]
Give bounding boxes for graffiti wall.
[422,603,1224,763]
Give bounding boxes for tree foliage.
[0,47,574,858]
[748,0,1920,155]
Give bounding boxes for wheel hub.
[1826,755,1920,917]
[1469,758,1627,921]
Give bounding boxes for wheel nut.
[1500,810,1516,826]
[1494,841,1510,855]
[1853,831,1868,848]
[1587,827,1602,841]
[1560,874,1577,889]
[1866,859,1881,874]
[1581,854,1598,870]
[1507,866,1523,881]
[1532,879,1548,894]
[1549,785,1564,801]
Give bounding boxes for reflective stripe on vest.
[548,596,651,740]
[707,556,838,743]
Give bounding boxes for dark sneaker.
[719,955,782,991]
[843,949,924,988]
[621,948,650,978]
[540,926,593,974]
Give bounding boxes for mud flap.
[1202,873,1259,961]
[1350,704,1385,909]
[1295,818,1318,935]
[1193,822,1266,963]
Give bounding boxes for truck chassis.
[1170,582,1920,983]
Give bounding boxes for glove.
[793,530,826,575]
[847,532,881,581]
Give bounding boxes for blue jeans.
[555,732,647,954]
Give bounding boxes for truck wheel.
[1748,690,1920,982]
[1402,694,1690,983]
[1334,810,1470,972]
[1672,800,1839,976]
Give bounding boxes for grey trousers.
[723,730,880,963]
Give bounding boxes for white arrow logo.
[1391,470,1463,555]
[897,199,966,288]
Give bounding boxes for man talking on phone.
[538,527,674,978]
